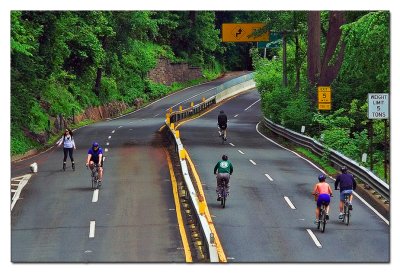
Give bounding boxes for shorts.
[316,194,331,207]
[219,124,227,130]
[340,190,353,201]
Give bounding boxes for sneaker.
[326,214,330,220]
[63,162,66,171]
[72,162,75,171]
[98,180,102,187]
[338,213,344,220]
[217,196,221,201]
[314,219,319,225]
[349,204,353,210]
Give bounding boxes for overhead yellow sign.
[222,23,269,42]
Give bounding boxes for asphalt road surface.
[11,72,247,262]
[178,89,390,262]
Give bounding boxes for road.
[178,89,390,262]
[11,72,246,262]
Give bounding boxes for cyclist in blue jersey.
[335,166,357,220]
[86,142,104,186]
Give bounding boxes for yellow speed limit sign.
[318,86,331,103]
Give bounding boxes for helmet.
[340,166,347,173]
[318,174,326,182]
[92,142,99,150]
[222,154,228,161]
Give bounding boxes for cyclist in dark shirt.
[218,110,228,141]
[86,142,104,186]
[335,166,357,220]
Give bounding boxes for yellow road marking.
[164,148,193,262]
[185,151,227,263]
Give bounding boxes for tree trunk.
[94,67,102,97]
[307,11,321,87]
[318,11,346,86]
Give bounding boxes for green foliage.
[295,147,337,175]
[28,101,48,133]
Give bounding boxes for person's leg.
[63,148,68,163]
[68,148,75,169]
[216,173,222,200]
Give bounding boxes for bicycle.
[342,193,351,225]
[218,178,229,208]
[87,164,101,189]
[218,125,227,144]
[317,201,328,233]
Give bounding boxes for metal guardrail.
[262,117,390,201]
[169,73,255,124]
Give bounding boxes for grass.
[295,147,338,176]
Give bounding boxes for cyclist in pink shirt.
[312,174,333,224]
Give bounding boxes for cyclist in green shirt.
[214,154,233,201]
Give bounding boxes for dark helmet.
[92,142,99,150]
[340,166,347,173]
[318,174,326,182]
[222,154,228,161]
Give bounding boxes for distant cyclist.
[86,142,104,186]
[312,174,333,224]
[217,110,228,141]
[213,154,233,201]
[334,166,357,220]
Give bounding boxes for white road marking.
[112,130,115,133]
[284,196,296,209]
[106,142,109,146]
[307,229,322,248]
[255,122,389,225]
[168,208,176,211]
[227,257,236,260]
[229,143,235,147]
[11,174,32,211]
[244,99,261,111]
[92,189,99,203]
[238,150,244,154]
[249,159,257,165]
[89,221,96,238]
[118,126,123,129]
[234,114,239,118]
[265,173,273,181]
[154,113,160,117]
[108,136,111,139]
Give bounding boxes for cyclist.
[312,174,333,224]
[56,128,76,171]
[217,110,228,141]
[213,154,233,201]
[334,166,357,220]
[86,142,104,186]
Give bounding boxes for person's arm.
[86,154,91,166]
[99,154,103,167]
[214,162,219,174]
[352,175,357,190]
[334,176,340,190]
[229,162,233,175]
[328,184,333,195]
[56,137,63,147]
[312,184,318,195]
[72,139,76,149]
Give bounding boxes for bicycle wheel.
[344,205,350,225]
[320,210,326,233]
[91,176,95,189]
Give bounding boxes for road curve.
[11,73,246,262]
[178,89,389,262]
